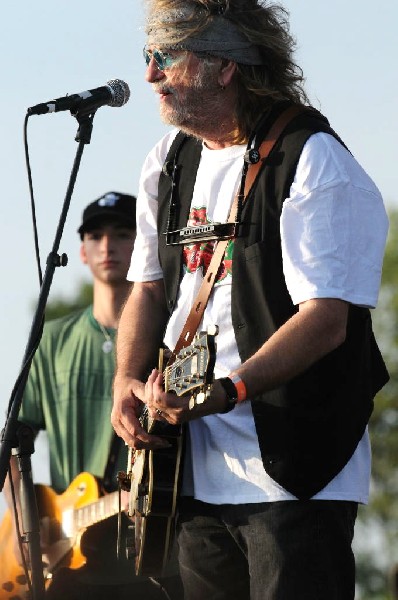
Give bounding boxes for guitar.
[126,326,218,577]
[0,471,128,599]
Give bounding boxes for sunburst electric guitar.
[126,326,218,577]
[0,472,126,599]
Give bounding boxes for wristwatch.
[218,377,239,413]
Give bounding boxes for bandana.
[146,7,264,66]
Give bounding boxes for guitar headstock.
[165,325,218,405]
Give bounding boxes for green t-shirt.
[20,306,127,493]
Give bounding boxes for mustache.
[152,82,174,95]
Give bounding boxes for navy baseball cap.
[78,191,136,238]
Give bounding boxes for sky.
[0,1,397,513]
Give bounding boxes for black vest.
[157,103,389,499]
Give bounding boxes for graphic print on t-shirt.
[183,206,233,284]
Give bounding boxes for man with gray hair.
[112,1,389,598]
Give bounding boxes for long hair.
[145,0,310,142]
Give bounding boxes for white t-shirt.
[128,128,388,504]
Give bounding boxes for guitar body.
[37,472,101,571]
[133,423,183,576]
[0,472,105,598]
[128,327,218,577]
[0,508,31,599]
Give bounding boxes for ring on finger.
[156,408,163,416]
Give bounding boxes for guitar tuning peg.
[206,324,219,336]
[195,392,206,404]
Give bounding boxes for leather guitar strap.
[167,105,304,365]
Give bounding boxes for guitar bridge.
[136,493,149,515]
[125,524,136,560]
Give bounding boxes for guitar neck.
[72,491,120,531]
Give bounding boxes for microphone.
[27,79,130,116]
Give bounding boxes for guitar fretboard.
[73,491,119,530]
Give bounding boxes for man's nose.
[100,234,114,253]
[145,57,165,83]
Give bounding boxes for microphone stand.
[0,108,96,599]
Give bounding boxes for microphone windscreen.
[107,79,131,107]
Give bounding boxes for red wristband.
[229,374,247,402]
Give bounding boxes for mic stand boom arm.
[0,109,96,599]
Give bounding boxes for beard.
[154,62,225,138]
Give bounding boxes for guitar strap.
[167,104,304,366]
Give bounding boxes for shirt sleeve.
[127,130,179,282]
[280,132,389,308]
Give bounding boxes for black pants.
[177,498,358,600]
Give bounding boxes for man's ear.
[80,242,88,265]
[219,60,237,88]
